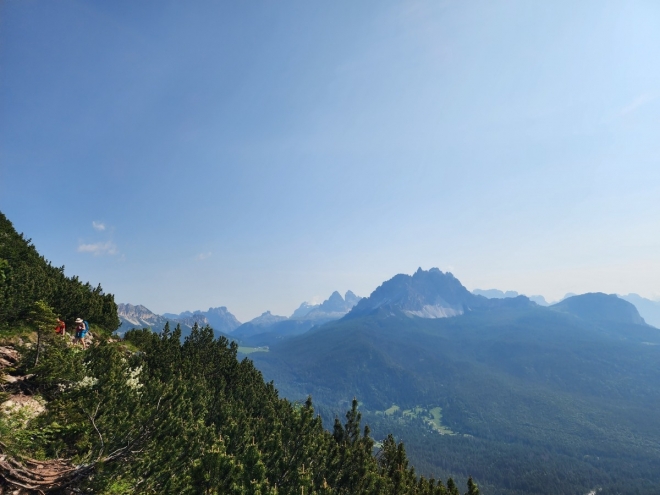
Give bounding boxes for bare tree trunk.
[33,328,41,367]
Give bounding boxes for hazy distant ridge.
[475,288,660,327]
[473,288,549,306]
[232,290,362,344]
[117,303,240,337]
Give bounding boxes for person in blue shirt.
[74,317,88,349]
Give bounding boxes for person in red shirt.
[55,318,66,336]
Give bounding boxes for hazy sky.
[2,1,659,321]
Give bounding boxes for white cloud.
[78,241,118,256]
[195,252,212,261]
[620,93,656,116]
[92,221,106,231]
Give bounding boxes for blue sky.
[2,1,659,321]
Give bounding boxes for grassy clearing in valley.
[384,404,400,415]
[376,405,455,435]
[237,346,269,355]
[426,406,454,435]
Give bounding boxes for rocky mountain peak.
[348,268,478,319]
[318,291,347,313]
[117,303,157,319]
[249,311,288,327]
[291,302,319,319]
[344,290,360,306]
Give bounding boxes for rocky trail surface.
[0,345,94,494]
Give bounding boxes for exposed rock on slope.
[117,303,173,334]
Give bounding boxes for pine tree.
[446,477,460,495]
[466,476,480,495]
[26,300,58,365]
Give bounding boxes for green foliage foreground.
[3,324,478,494]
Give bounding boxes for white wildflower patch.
[72,363,99,389]
[76,376,99,388]
[126,366,143,390]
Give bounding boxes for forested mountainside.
[0,211,479,493]
[2,324,478,494]
[0,211,119,333]
[252,269,660,495]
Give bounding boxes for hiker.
[74,318,89,349]
[55,318,66,336]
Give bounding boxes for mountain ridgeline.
[117,303,239,338]
[472,288,549,306]
[619,293,660,327]
[118,291,362,346]
[347,268,543,319]
[252,268,660,495]
[232,291,362,346]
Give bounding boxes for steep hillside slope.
[0,211,119,332]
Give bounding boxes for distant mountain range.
[117,303,182,333]
[474,287,660,327]
[291,290,361,320]
[117,290,362,345]
[117,303,239,338]
[161,306,241,334]
[251,268,660,495]
[472,288,549,306]
[232,290,362,345]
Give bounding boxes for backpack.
[83,320,90,334]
